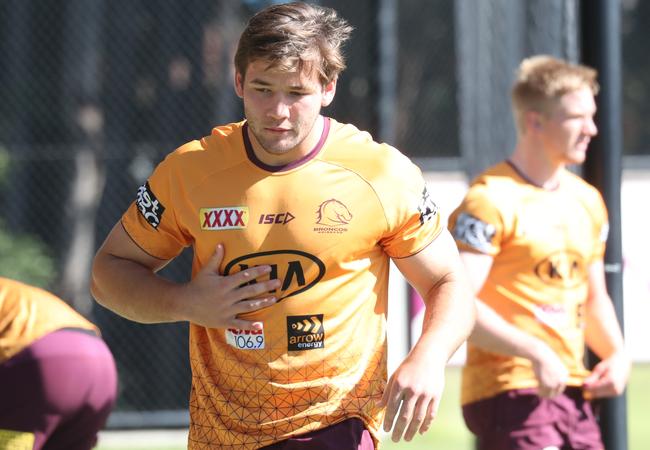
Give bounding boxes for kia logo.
[223,250,326,301]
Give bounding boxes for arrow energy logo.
[287,314,324,351]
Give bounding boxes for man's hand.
[529,341,569,398]
[583,351,630,399]
[378,355,445,442]
[182,244,281,329]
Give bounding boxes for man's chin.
[260,145,295,156]
[570,153,587,165]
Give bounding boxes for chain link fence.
[0,0,457,427]
[1,0,649,428]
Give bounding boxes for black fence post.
[581,1,628,449]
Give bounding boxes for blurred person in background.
[0,276,117,450]
[449,55,630,450]
[91,2,475,449]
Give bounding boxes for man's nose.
[585,117,598,136]
[267,95,290,119]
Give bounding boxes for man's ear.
[234,72,244,98]
[526,110,543,131]
[321,77,338,107]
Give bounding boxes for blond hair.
[234,2,353,85]
[511,55,599,133]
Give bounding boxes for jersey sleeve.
[121,153,192,260]
[448,183,505,256]
[376,152,443,258]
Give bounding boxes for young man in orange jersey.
[0,277,117,450]
[91,2,475,449]
[449,55,630,450]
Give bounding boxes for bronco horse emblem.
[316,199,353,226]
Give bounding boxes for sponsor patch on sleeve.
[136,181,165,229]
[452,212,496,253]
[418,186,439,225]
[225,326,265,350]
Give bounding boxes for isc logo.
[258,212,295,225]
[201,207,249,230]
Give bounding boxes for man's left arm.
[583,259,631,399]
[380,228,476,442]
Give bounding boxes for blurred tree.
[0,221,56,289]
[0,147,56,288]
[621,0,650,155]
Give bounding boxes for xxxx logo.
[200,207,249,230]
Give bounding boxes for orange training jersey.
[121,118,443,449]
[0,277,97,363]
[448,161,608,405]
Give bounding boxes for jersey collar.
[243,117,331,172]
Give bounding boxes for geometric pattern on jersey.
[121,117,443,449]
[448,161,608,405]
[187,324,386,448]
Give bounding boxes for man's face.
[539,86,598,165]
[235,60,336,164]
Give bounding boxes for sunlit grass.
[97,364,650,450]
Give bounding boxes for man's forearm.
[469,300,554,362]
[91,253,187,324]
[412,272,476,362]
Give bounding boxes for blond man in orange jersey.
[449,55,630,450]
[91,2,475,449]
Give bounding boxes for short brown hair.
[234,2,353,85]
[512,55,599,132]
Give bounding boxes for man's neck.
[248,115,325,167]
[509,143,564,190]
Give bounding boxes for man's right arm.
[460,250,569,397]
[91,222,280,329]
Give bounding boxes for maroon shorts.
[0,329,118,450]
[260,417,375,450]
[462,388,603,450]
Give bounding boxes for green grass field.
[97,364,650,450]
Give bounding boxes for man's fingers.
[538,382,564,398]
[235,296,278,313]
[377,378,392,409]
[584,379,619,399]
[403,397,428,441]
[203,244,225,273]
[381,384,401,432]
[418,397,438,434]
[227,265,275,290]
[235,278,281,301]
[229,318,264,331]
[390,395,416,442]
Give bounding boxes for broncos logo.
[316,199,353,226]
